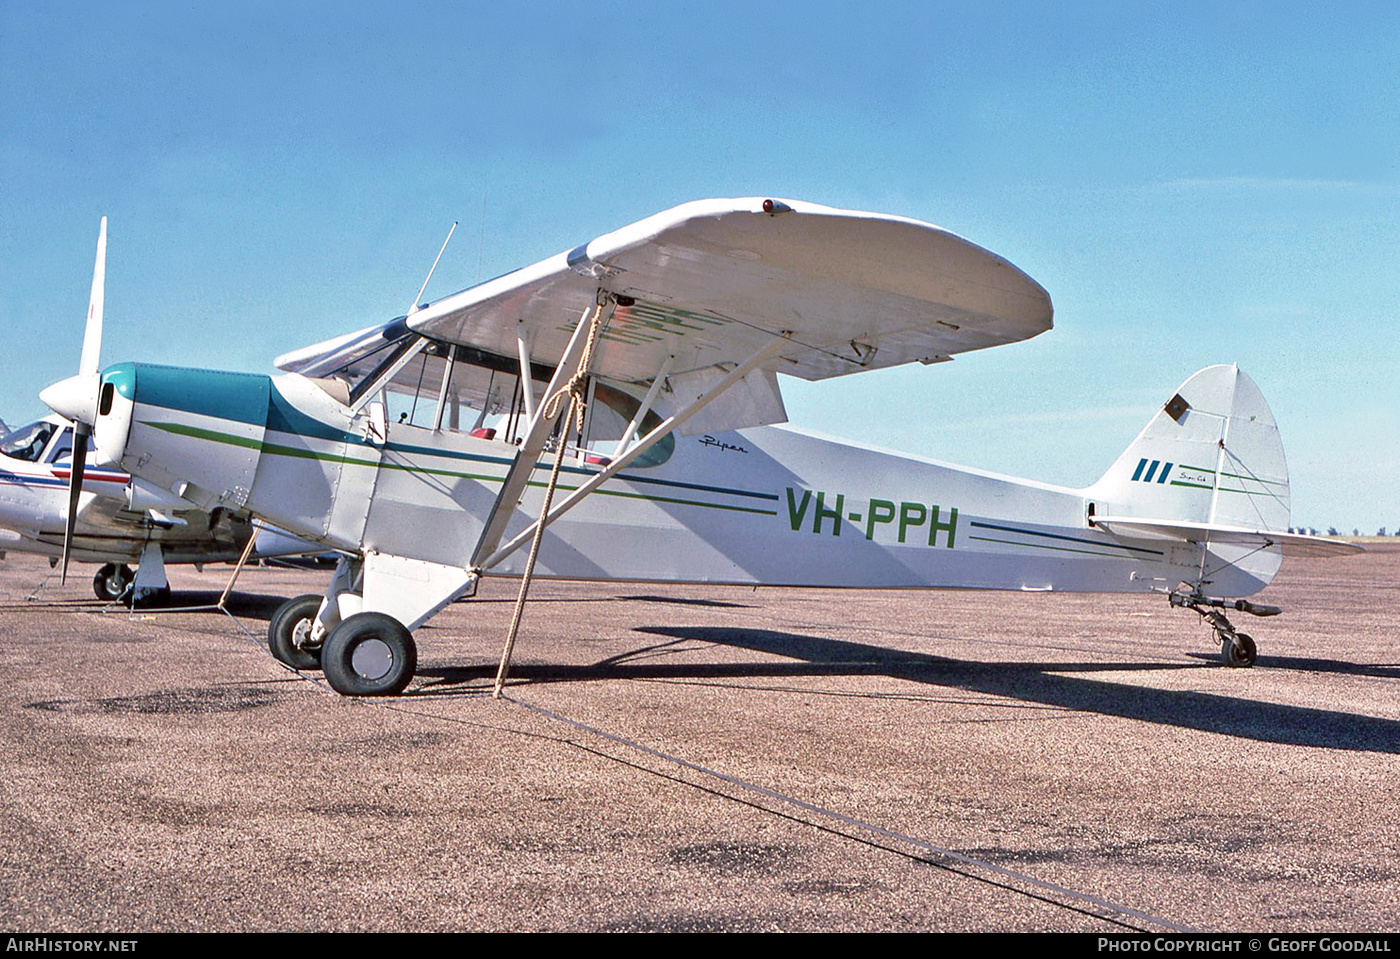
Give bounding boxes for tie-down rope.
[493,298,608,697]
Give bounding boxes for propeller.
[42,216,106,584]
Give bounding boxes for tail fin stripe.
[1157,462,1173,484]
[1131,458,1147,481]
[1143,460,1160,483]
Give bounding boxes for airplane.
[0,411,321,604]
[39,199,1360,695]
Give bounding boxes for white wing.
[276,197,1053,432]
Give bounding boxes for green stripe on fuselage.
[142,420,778,517]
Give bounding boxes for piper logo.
[1131,458,1174,484]
[784,488,958,547]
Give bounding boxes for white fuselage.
[94,363,1278,599]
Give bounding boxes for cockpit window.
[0,421,57,463]
[306,325,676,470]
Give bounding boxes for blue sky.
[2,1,1396,531]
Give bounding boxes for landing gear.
[93,563,133,602]
[1171,590,1277,668]
[92,564,168,606]
[122,542,171,608]
[268,594,325,670]
[1221,632,1257,668]
[304,551,467,697]
[131,584,171,608]
[320,612,416,697]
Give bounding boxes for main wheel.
[320,612,416,696]
[93,563,134,602]
[268,594,325,670]
[1221,632,1257,668]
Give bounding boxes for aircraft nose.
[40,373,99,425]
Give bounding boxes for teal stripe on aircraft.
[380,435,774,502]
[267,386,360,444]
[106,363,270,427]
[147,419,778,512]
[118,364,772,504]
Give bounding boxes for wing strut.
[515,322,537,427]
[484,325,791,698]
[469,292,619,568]
[480,334,790,573]
[489,293,616,696]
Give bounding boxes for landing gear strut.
[1171,591,1278,668]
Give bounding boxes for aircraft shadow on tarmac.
[415,625,1400,755]
[138,591,290,623]
[9,590,293,621]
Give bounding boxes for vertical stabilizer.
[1088,365,1290,532]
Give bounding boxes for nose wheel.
[93,563,134,602]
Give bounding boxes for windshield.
[0,421,57,463]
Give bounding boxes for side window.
[588,382,674,469]
[0,421,57,464]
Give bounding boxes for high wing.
[276,197,1053,432]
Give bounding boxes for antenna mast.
[408,221,458,315]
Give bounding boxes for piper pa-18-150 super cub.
[41,198,1358,695]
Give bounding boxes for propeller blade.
[57,217,106,585]
[79,217,107,378]
[59,422,91,585]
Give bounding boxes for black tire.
[93,563,133,602]
[320,612,416,696]
[268,594,325,670]
[1221,632,1257,668]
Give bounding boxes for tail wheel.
[267,594,325,670]
[93,563,134,602]
[321,612,416,696]
[1221,632,1257,668]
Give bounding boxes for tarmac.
[0,546,1395,932]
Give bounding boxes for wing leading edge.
[276,198,1053,429]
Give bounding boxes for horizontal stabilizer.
[1091,516,1364,557]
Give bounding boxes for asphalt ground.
[0,546,1395,933]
